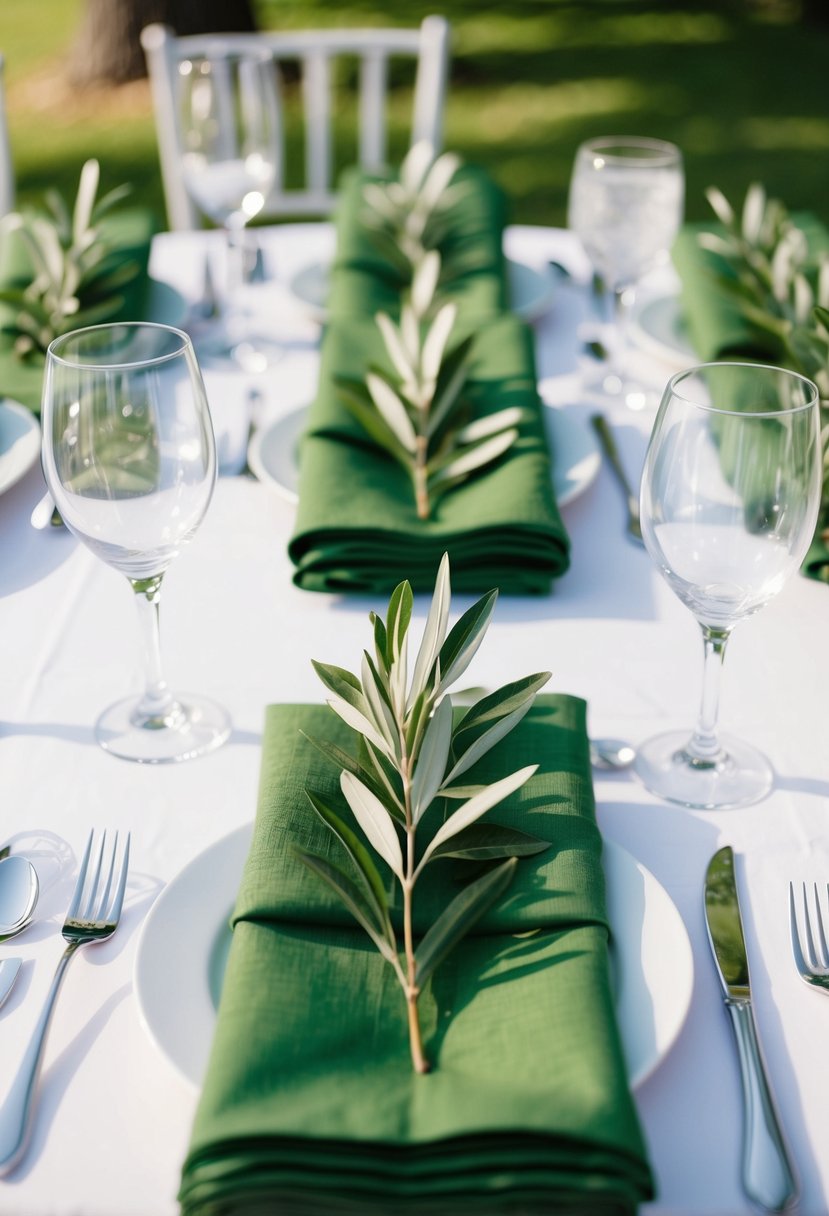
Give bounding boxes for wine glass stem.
[608,284,635,387]
[130,575,179,726]
[686,624,730,765]
[224,220,247,297]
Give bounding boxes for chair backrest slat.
[302,50,332,197]
[0,54,13,218]
[359,51,388,167]
[141,18,450,231]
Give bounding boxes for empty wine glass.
[635,361,821,809]
[41,322,231,763]
[179,47,278,368]
[568,136,684,410]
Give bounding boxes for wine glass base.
[96,694,231,764]
[633,729,773,810]
[193,320,283,374]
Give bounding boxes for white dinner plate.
[247,403,600,510]
[134,825,693,1091]
[288,257,554,324]
[145,277,188,328]
[0,399,41,496]
[629,294,695,367]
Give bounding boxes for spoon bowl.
[590,738,637,771]
[0,856,39,937]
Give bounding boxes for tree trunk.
[70,0,258,87]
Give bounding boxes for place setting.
[2,8,829,1216]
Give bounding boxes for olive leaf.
[348,147,517,519]
[699,182,829,522]
[297,554,551,1073]
[0,158,136,358]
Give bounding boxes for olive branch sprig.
[336,249,524,520]
[294,554,551,1073]
[699,182,829,526]
[0,159,137,358]
[362,141,467,273]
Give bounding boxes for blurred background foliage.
[4,0,829,231]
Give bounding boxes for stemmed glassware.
[568,136,684,410]
[41,322,231,764]
[178,47,278,367]
[635,361,821,809]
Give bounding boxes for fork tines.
[67,830,130,928]
[789,880,829,982]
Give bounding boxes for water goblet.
[179,47,279,368]
[41,322,231,764]
[568,136,684,410]
[635,361,821,809]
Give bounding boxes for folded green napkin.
[287,313,569,594]
[288,165,569,595]
[178,695,654,1215]
[672,215,829,364]
[672,216,829,582]
[326,164,510,321]
[0,208,157,413]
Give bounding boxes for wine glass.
[568,136,684,410]
[41,322,231,764]
[178,48,278,368]
[635,361,821,809]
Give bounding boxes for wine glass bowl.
[568,136,684,409]
[178,49,280,369]
[635,361,821,809]
[179,50,276,241]
[42,322,231,764]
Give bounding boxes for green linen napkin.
[0,208,157,413]
[178,695,654,1216]
[288,313,569,595]
[288,165,569,595]
[672,215,829,364]
[325,164,510,321]
[672,216,829,582]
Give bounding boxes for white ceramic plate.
[288,257,554,324]
[247,403,600,510]
[0,399,41,496]
[134,826,693,1090]
[145,277,188,328]
[629,294,695,367]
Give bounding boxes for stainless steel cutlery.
[589,412,644,545]
[0,855,39,941]
[704,847,798,1213]
[789,880,829,994]
[0,830,129,1176]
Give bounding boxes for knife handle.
[725,999,798,1212]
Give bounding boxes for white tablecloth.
[1,222,828,1215]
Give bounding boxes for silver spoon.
[0,857,39,940]
[590,738,636,771]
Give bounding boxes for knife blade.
[704,846,798,1213]
[0,959,21,1012]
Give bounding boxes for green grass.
[5,0,829,230]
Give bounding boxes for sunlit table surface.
[0,221,828,1216]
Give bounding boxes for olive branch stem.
[295,554,552,1072]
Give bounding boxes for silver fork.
[789,880,829,994]
[0,830,130,1175]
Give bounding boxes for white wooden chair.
[0,54,14,217]
[140,18,451,232]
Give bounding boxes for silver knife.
[0,959,21,1012]
[704,846,798,1212]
